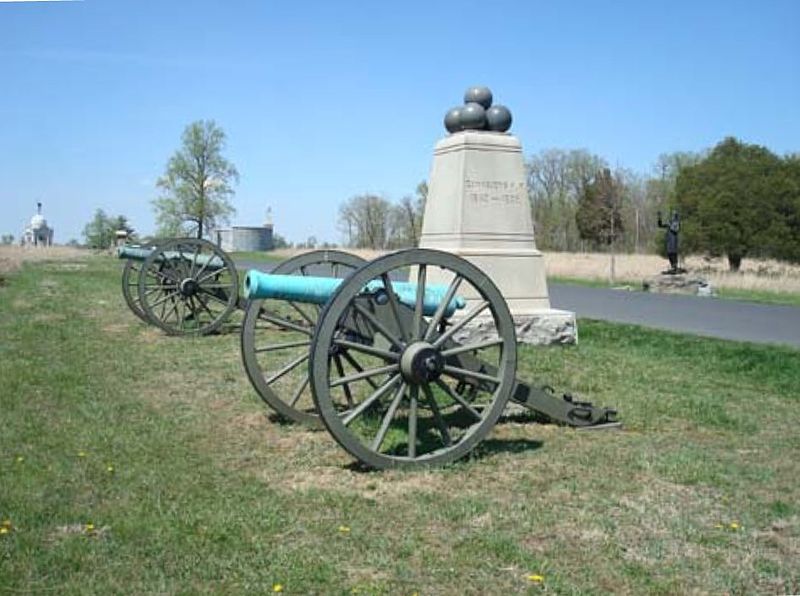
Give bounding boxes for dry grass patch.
[544,251,800,294]
[0,245,89,275]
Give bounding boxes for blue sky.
[1,0,798,244]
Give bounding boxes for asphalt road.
[550,283,800,349]
[236,259,800,349]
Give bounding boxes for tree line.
[337,182,428,250]
[339,137,799,271]
[75,120,798,272]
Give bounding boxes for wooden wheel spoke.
[442,365,501,386]
[258,312,313,336]
[340,351,380,389]
[333,339,399,362]
[193,293,220,320]
[255,340,311,353]
[434,379,483,421]
[422,383,451,446]
[289,377,310,407]
[352,302,404,350]
[149,289,180,309]
[151,267,181,285]
[432,300,490,349]
[371,382,407,451]
[329,363,398,388]
[423,275,463,342]
[188,245,201,278]
[195,268,222,285]
[288,301,316,326]
[333,355,354,407]
[381,273,408,343]
[264,353,309,386]
[412,265,426,341]
[341,374,401,427]
[198,288,233,308]
[440,338,503,358]
[407,386,418,458]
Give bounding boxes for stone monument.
[22,202,54,247]
[418,86,577,345]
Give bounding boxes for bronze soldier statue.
[657,210,684,274]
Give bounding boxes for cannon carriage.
[239,248,619,470]
[118,238,239,335]
[119,243,618,469]
[118,239,366,340]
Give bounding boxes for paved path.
[550,283,800,348]
[237,259,800,348]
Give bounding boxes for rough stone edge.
[453,310,578,347]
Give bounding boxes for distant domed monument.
[22,202,54,247]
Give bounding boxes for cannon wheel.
[309,248,518,470]
[241,250,366,426]
[137,238,239,336]
[121,247,154,323]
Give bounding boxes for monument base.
[642,273,715,297]
[449,309,578,347]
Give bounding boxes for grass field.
[2,253,799,594]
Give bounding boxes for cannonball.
[485,104,512,132]
[459,102,487,130]
[444,107,463,133]
[463,86,493,109]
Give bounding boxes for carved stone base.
[643,273,715,297]
[451,309,578,347]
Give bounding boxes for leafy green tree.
[82,209,115,249]
[1,234,14,245]
[153,120,238,239]
[675,137,799,271]
[576,168,624,248]
[111,215,135,237]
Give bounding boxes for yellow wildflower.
[16,456,24,463]
[78,451,87,458]
[338,525,351,533]
[272,584,283,593]
[107,465,115,473]
[0,528,8,535]
[527,574,545,583]
[730,521,740,530]
[85,523,94,533]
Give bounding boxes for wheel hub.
[180,278,199,297]
[400,342,444,384]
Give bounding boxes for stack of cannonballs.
[444,86,513,134]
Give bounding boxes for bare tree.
[527,149,607,251]
[338,194,393,249]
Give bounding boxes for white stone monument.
[419,87,576,345]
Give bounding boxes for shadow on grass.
[341,437,545,474]
[470,437,544,459]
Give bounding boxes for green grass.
[715,286,800,307]
[2,255,800,594]
[550,274,800,307]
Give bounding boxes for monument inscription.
[465,179,526,206]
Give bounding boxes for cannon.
[117,238,239,335]
[118,239,367,339]
[239,248,619,470]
